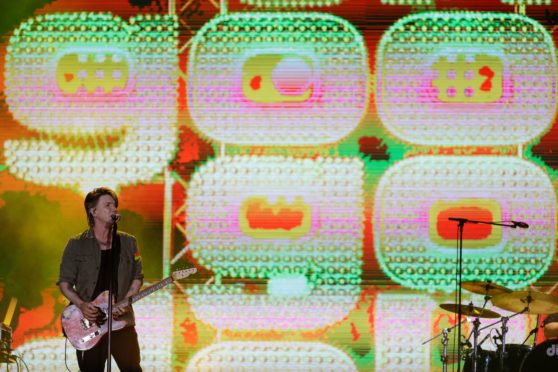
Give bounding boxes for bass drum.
[463,349,496,372]
[498,344,532,372]
[463,344,531,372]
[520,339,558,372]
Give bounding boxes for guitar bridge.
[80,330,101,344]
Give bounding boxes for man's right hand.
[78,302,100,322]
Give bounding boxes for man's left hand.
[112,301,131,318]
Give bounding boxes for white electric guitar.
[61,268,197,350]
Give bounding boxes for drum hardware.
[439,303,501,319]
[519,338,558,371]
[520,314,540,348]
[422,318,469,372]
[434,286,557,372]
[462,281,513,297]
[491,291,558,315]
[499,316,509,372]
[447,302,526,372]
[490,289,558,371]
[532,314,540,348]
[460,280,513,372]
[0,298,16,364]
[437,302,501,372]
[0,323,14,364]
[441,328,449,372]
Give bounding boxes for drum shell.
[520,339,558,372]
[463,344,531,372]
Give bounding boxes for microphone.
[111,214,121,222]
[511,220,529,229]
[478,333,491,348]
[461,335,472,348]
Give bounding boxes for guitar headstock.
[171,267,197,281]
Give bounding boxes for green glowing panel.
[239,0,343,7]
[188,13,369,145]
[4,13,179,193]
[186,156,364,285]
[376,11,556,146]
[501,0,550,4]
[374,156,555,292]
[381,0,433,4]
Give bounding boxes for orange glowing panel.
[240,196,312,239]
[430,199,503,248]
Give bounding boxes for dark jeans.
[76,326,142,372]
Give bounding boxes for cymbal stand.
[422,319,468,372]
[520,314,540,348]
[498,316,509,372]
[477,307,526,334]
[474,307,526,372]
[464,300,489,372]
[497,295,536,372]
[532,315,540,347]
[441,328,449,372]
[471,316,481,372]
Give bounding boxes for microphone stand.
[447,218,519,372]
[475,307,526,372]
[532,315,541,348]
[107,219,118,372]
[521,314,540,346]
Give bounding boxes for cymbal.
[439,303,501,318]
[492,291,558,314]
[462,281,512,296]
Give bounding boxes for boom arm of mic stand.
[447,217,517,229]
[477,307,528,333]
[422,319,469,345]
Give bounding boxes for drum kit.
[423,280,558,372]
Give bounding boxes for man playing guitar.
[57,187,143,372]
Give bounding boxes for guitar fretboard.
[114,276,173,309]
[112,268,195,311]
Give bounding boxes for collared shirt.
[57,228,144,325]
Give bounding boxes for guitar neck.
[115,276,174,308]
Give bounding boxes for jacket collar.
[85,228,96,239]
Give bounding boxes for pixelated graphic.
[242,54,315,104]
[376,12,556,145]
[2,2,558,372]
[186,284,359,330]
[239,0,343,9]
[186,342,357,371]
[501,0,550,5]
[187,13,369,145]
[186,156,364,285]
[11,288,172,371]
[184,156,363,330]
[239,196,312,239]
[381,0,434,4]
[432,54,503,103]
[429,199,503,248]
[375,294,436,371]
[55,50,130,95]
[374,156,556,291]
[4,13,179,192]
